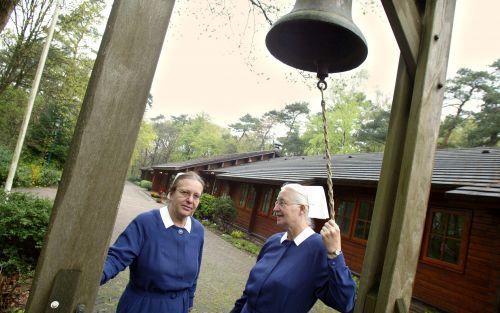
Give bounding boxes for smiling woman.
[100,171,205,313]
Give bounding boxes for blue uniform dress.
[101,206,204,313]
[231,227,356,313]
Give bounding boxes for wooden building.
[143,150,280,195]
[207,147,499,313]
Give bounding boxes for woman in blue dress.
[230,183,357,313]
[101,172,205,313]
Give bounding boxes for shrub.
[230,230,244,239]
[213,196,236,231]
[230,238,260,255]
[13,165,32,188]
[194,193,216,221]
[38,166,61,187]
[139,180,152,190]
[30,164,42,186]
[0,144,12,184]
[0,190,52,276]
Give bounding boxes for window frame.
[335,198,357,239]
[351,199,375,244]
[238,183,257,211]
[420,207,471,273]
[334,197,374,245]
[258,187,279,217]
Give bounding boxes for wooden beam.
[376,0,456,311]
[25,1,176,312]
[354,55,413,313]
[381,0,422,78]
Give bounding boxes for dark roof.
[152,150,278,171]
[211,147,500,198]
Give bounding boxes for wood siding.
[413,206,499,313]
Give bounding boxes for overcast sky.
[137,0,500,126]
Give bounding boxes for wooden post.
[355,55,413,313]
[355,0,456,312]
[25,0,176,312]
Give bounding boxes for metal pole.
[4,0,62,192]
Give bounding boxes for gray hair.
[280,183,312,226]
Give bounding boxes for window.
[247,185,257,209]
[353,201,374,241]
[336,200,355,236]
[238,184,257,209]
[422,208,471,272]
[259,187,279,216]
[334,198,373,244]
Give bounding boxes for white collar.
[159,206,192,233]
[280,227,315,246]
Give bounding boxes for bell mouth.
[265,10,368,74]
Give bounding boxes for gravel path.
[17,183,332,313]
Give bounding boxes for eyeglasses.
[177,189,201,201]
[274,199,299,208]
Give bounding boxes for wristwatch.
[328,249,342,259]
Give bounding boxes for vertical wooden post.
[364,1,455,312]
[355,55,413,313]
[25,0,176,312]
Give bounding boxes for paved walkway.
[18,183,331,313]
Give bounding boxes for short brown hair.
[169,171,205,194]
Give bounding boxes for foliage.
[213,196,237,231]
[0,144,61,187]
[194,193,217,221]
[170,114,237,161]
[222,235,261,255]
[0,0,106,167]
[38,165,61,186]
[129,120,156,178]
[230,230,244,239]
[139,180,152,190]
[0,144,12,184]
[0,190,52,276]
[439,59,499,147]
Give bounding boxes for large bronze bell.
[265,0,368,77]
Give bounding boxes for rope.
[318,78,335,219]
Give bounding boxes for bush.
[230,230,244,239]
[0,190,52,276]
[38,166,61,187]
[139,180,152,190]
[213,196,236,231]
[13,165,32,188]
[0,144,12,184]
[194,193,216,220]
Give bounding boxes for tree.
[149,115,182,165]
[0,0,56,94]
[171,113,236,161]
[255,110,280,150]
[302,74,372,155]
[440,68,492,146]
[0,0,20,34]
[229,113,259,142]
[439,59,499,147]
[467,59,499,146]
[0,0,106,165]
[129,120,156,178]
[276,102,309,155]
[355,92,391,152]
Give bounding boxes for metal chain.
[318,78,335,219]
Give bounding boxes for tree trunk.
[0,0,18,34]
